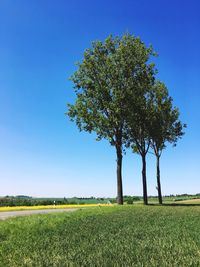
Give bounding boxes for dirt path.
[0,208,78,220]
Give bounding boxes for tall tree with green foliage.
[150,81,186,204]
[126,90,155,205]
[67,34,156,204]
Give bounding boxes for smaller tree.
[126,91,155,205]
[150,81,186,204]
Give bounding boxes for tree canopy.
[67,33,186,205]
[67,34,156,204]
[149,81,186,203]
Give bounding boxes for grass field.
[1,205,200,266]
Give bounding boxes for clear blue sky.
[0,0,199,197]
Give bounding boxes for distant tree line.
[67,33,186,205]
[1,194,199,207]
[0,197,67,207]
[0,196,109,207]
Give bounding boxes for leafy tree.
[126,90,155,205]
[150,81,186,204]
[67,34,155,204]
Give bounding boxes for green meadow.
[1,205,200,267]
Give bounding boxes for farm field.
[0,203,110,212]
[1,206,200,266]
[177,198,200,204]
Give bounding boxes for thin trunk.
[142,154,148,205]
[156,155,162,204]
[116,146,123,205]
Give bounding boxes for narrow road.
[0,208,77,220]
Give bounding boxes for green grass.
[1,206,200,266]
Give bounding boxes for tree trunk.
[156,155,162,204]
[116,146,123,205]
[142,155,148,205]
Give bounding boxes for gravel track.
[0,208,78,220]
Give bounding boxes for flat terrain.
[0,208,77,220]
[1,205,200,266]
[177,198,200,204]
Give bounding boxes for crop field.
[177,198,200,204]
[0,203,111,212]
[1,205,200,267]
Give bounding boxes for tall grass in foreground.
[1,206,200,266]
